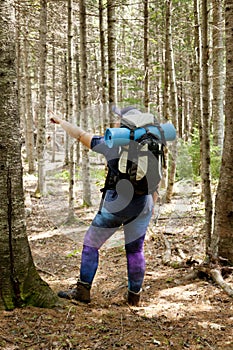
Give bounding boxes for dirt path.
[0,169,232,350]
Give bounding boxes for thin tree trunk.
[193,0,202,134]
[36,0,47,196]
[99,0,108,129]
[62,53,69,166]
[74,26,81,165]
[144,0,149,110]
[161,1,171,190]
[23,23,35,173]
[212,0,224,149]
[51,35,57,163]
[67,0,75,221]
[163,5,170,122]
[107,0,116,126]
[165,0,178,203]
[79,0,91,206]
[201,0,213,260]
[195,0,205,199]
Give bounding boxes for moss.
[20,265,59,309]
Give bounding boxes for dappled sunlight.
[20,160,233,349]
[140,291,215,321]
[134,277,222,320]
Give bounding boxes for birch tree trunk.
[79,0,92,206]
[212,0,224,149]
[0,0,58,310]
[211,0,233,264]
[36,0,47,196]
[201,0,213,259]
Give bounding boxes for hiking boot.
[58,280,91,303]
[128,289,141,306]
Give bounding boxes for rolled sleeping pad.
[104,123,176,148]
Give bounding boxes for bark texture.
[36,0,47,196]
[0,0,58,310]
[79,0,92,206]
[212,1,233,263]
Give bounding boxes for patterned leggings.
[79,199,152,293]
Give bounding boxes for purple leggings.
[79,197,153,293]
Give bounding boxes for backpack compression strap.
[126,129,138,183]
[149,121,167,168]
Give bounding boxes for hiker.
[50,106,162,306]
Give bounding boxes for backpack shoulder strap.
[152,117,166,146]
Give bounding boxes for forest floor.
[0,152,233,350]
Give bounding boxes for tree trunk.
[62,53,69,166]
[193,0,202,133]
[107,0,117,126]
[195,0,205,199]
[67,0,75,221]
[79,0,92,207]
[51,35,57,163]
[161,0,171,191]
[36,0,48,196]
[201,0,213,259]
[74,26,81,165]
[144,0,149,110]
[0,0,58,310]
[23,22,35,174]
[211,0,233,264]
[99,0,108,129]
[212,0,224,149]
[165,0,178,203]
[16,1,23,132]
[163,1,170,122]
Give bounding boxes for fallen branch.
[35,265,56,277]
[156,214,203,221]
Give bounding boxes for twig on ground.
[35,265,56,277]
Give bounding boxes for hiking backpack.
[104,112,166,196]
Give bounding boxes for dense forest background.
[16,0,231,260]
[0,0,233,348]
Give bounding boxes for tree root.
[177,264,233,298]
[159,232,233,298]
[160,233,198,268]
[197,266,233,298]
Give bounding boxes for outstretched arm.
[50,116,93,149]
